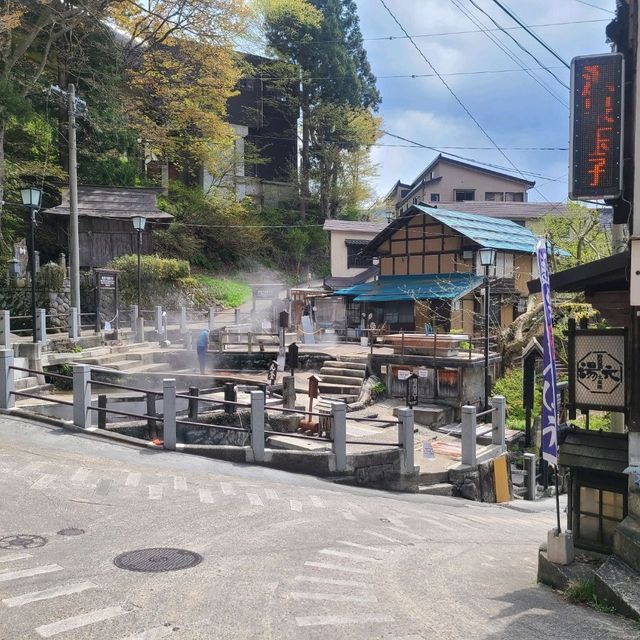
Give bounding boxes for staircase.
[318,358,368,402]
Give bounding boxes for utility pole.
[68,84,81,328]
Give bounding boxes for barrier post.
[397,407,415,475]
[0,349,15,409]
[155,305,162,334]
[0,311,11,347]
[331,401,347,472]
[72,364,91,428]
[35,308,47,344]
[208,307,216,332]
[163,378,176,450]
[492,395,506,447]
[524,452,537,501]
[69,307,79,340]
[250,390,265,462]
[461,405,477,466]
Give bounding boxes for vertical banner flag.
[536,240,559,465]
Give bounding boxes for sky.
[353,0,615,203]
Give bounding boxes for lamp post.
[21,187,43,343]
[131,215,147,317]
[478,247,496,411]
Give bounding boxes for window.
[454,190,475,201]
[345,241,373,268]
[430,193,440,202]
[577,486,625,550]
[485,192,504,201]
[505,192,524,202]
[383,301,414,326]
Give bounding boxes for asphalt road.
[0,416,637,640]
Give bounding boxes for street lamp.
[479,247,496,411]
[131,215,146,319]
[372,256,380,282]
[21,187,43,343]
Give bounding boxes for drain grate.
[114,548,203,573]
[0,534,47,550]
[57,528,85,536]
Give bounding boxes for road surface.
[0,416,636,639]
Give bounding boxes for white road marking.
[35,605,129,637]
[3,581,97,608]
[0,565,63,583]
[310,495,324,508]
[289,591,377,603]
[71,467,90,483]
[364,530,400,543]
[290,500,303,512]
[173,476,187,491]
[336,540,389,554]
[125,472,140,487]
[386,526,425,541]
[294,575,371,588]
[121,626,175,639]
[296,614,394,627]
[247,493,264,507]
[221,482,234,495]
[340,511,358,521]
[304,561,372,575]
[31,474,55,489]
[264,489,278,500]
[0,553,31,564]
[148,485,163,500]
[319,549,380,563]
[199,489,214,504]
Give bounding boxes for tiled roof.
[323,266,378,291]
[435,200,568,220]
[323,219,387,233]
[45,186,173,220]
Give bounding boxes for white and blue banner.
[536,240,559,465]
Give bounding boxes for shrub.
[493,367,541,423]
[38,262,65,292]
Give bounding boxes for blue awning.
[335,273,484,302]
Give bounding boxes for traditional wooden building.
[45,186,173,269]
[334,204,540,334]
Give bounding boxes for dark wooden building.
[44,186,173,269]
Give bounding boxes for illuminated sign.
[569,53,624,200]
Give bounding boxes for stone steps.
[319,374,365,386]
[323,360,367,371]
[318,382,362,396]
[319,366,366,379]
[318,359,368,403]
[393,404,453,428]
[594,556,640,620]
[15,376,39,391]
[418,482,455,497]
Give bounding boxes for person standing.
[196,328,209,375]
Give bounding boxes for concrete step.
[324,360,367,371]
[319,374,365,386]
[336,355,368,365]
[393,404,453,427]
[418,482,455,497]
[319,382,362,396]
[594,556,640,620]
[15,376,39,391]
[267,435,331,452]
[319,366,366,379]
[418,469,450,485]
[319,394,358,404]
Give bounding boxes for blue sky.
[354,0,614,202]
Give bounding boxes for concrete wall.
[329,228,380,278]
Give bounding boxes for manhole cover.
[0,534,47,549]
[57,528,85,536]
[114,548,203,573]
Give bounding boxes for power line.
[464,0,569,90]
[572,0,615,14]
[489,0,571,69]
[448,0,567,107]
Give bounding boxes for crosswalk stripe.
[148,485,163,500]
[364,530,400,543]
[294,575,370,588]
[2,581,97,608]
[71,467,91,484]
[221,482,234,495]
[247,493,263,507]
[296,614,394,627]
[264,489,278,500]
[95,479,113,496]
[199,489,214,504]
[121,625,175,639]
[304,561,372,575]
[289,591,377,603]
[310,495,324,508]
[35,605,129,637]
[125,472,140,487]
[336,540,389,554]
[173,476,187,491]
[31,475,56,489]
[319,549,380,563]
[0,565,63,583]
[0,553,31,564]
[385,526,425,541]
[290,500,303,512]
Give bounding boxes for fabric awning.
[335,273,484,302]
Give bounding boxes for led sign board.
[569,53,624,200]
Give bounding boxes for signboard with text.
[569,53,624,200]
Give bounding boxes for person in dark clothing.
[196,329,209,374]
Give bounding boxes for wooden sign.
[308,375,319,400]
